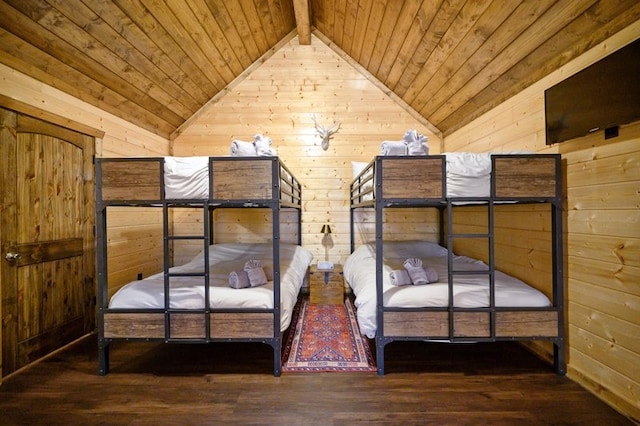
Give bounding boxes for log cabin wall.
[0,63,172,352]
[444,23,640,421]
[171,32,442,264]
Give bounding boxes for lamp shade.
[321,224,332,234]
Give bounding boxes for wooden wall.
[1,16,638,422]
[0,63,171,372]
[172,32,442,264]
[445,22,640,422]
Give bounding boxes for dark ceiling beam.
[293,0,311,44]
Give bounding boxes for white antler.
[312,114,341,150]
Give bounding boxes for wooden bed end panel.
[103,313,165,338]
[103,312,275,339]
[210,158,274,200]
[496,311,559,337]
[383,310,558,339]
[380,157,444,199]
[210,312,273,339]
[384,311,490,338]
[384,311,449,337]
[99,159,162,201]
[493,156,559,198]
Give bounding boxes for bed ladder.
[161,200,212,341]
[446,198,497,341]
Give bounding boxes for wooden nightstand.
[309,264,344,305]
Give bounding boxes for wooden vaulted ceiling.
[0,1,638,139]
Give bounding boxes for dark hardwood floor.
[0,334,631,425]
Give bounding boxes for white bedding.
[109,242,313,332]
[164,156,210,199]
[343,241,551,339]
[352,152,529,199]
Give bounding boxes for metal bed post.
[375,157,387,375]
[552,155,566,375]
[95,160,109,375]
[271,158,282,377]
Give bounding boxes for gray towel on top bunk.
[380,140,407,155]
[390,267,438,286]
[230,140,257,156]
[228,270,251,289]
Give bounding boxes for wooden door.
[0,108,95,377]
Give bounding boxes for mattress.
[343,240,551,339]
[109,242,314,331]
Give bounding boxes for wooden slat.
[14,238,83,267]
[380,157,444,199]
[211,159,273,200]
[99,160,162,201]
[384,311,449,337]
[493,156,559,198]
[392,0,465,97]
[496,311,558,337]
[210,313,273,338]
[402,0,494,106]
[409,0,523,114]
[454,312,491,338]
[103,313,165,338]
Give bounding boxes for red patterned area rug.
[282,297,376,372]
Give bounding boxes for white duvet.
[343,241,551,339]
[109,242,313,331]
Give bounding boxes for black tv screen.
[545,38,640,144]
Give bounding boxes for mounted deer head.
[312,114,341,150]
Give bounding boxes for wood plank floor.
[0,334,632,425]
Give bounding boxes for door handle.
[5,252,21,261]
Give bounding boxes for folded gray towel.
[390,267,438,286]
[230,139,257,156]
[229,270,251,289]
[403,258,428,285]
[390,269,412,286]
[380,140,407,155]
[407,141,429,156]
[244,259,268,287]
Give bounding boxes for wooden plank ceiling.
[0,1,638,139]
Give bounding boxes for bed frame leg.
[273,343,282,377]
[554,340,566,375]
[376,337,388,376]
[98,341,109,376]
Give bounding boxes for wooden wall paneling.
[0,1,184,131]
[0,108,18,384]
[444,23,640,420]
[50,0,200,117]
[1,47,172,376]
[172,34,441,263]
[402,0,496,108]
[364,1,404,74]
[437,2,640,135]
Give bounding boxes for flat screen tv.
[545,38,640,144]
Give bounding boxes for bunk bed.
[345,154,565,375]
[96,156,312,376]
